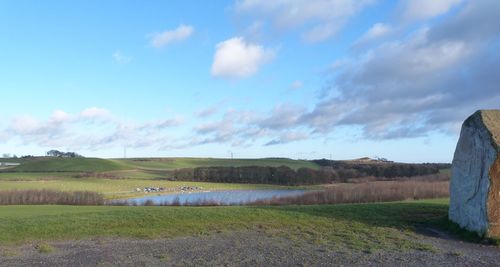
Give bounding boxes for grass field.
[0,172,75,181]
[1,157,320,173]
[0,199,452,251]
[115,157,320,170]
[8,157,130,172]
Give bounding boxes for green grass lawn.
[0,199,451,252]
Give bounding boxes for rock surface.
[449,110,500,237]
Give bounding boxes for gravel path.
[1,229,499,266]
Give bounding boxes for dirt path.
[1,230,499,266]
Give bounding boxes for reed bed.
[0,190,104,205]
[250,181,449,205]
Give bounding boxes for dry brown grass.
[250,181,449,205]
[0,190,104,205]
[345,173,450,183]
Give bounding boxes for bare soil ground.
[1,229,499,267]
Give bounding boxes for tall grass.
[250,181,449,205]
[0,190,104,205]
[345,173,450,183]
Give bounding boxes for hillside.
[8,157,130,172]
[0,157,320,173]
[115,157,320,171]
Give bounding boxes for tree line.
[165,162,446,186]
[46,150,83,158]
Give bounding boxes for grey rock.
[449,110,500,237]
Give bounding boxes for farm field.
[115,157,320,170]
[0,157,325,199]
[2,157,320,172]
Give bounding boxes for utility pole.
[123,146,127,159]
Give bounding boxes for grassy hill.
[115,157,320,171]
[1,157,320,173]
[9,157,130,172]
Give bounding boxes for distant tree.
[46,150,82,158]
[2,153,11,158]
[46,150,62,157]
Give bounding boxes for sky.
[0,0,499,162]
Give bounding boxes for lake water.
[121,189,306,205]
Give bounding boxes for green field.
[115,157,320,170]
[1,157,320,173]
[8,157,129,172]
[0,199,451,251]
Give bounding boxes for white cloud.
[79,107,113,121]
[50,110,72,124]
[257,104,305,130]
[150,24,194,48]
[3,107,185,151]
[265,131,309,146]
[355,23,393,45]
[401,0,463,21]
[0,131,8,142]
[112,50,132,64]
[9,116,44,135]
[290,80,303,90]
[137,117,184,131]
[299,0,500,139]
[211,37,275,78]
[235,0,374,42]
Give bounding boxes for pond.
[120,189,306,205]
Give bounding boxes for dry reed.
[250,181,449,205]
[0,190,104,205]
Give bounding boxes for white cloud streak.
[2,108,183,151]
[235,0,375,42]
[400,0,463,21]
[150,24,194,48]
[112,50,132,64]
[354,23,393,46]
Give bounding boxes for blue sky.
[0,0,498,162]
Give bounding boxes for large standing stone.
[449,110,500,237]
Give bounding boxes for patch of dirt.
[1,230,499,267]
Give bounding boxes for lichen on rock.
[449,110,500,237]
